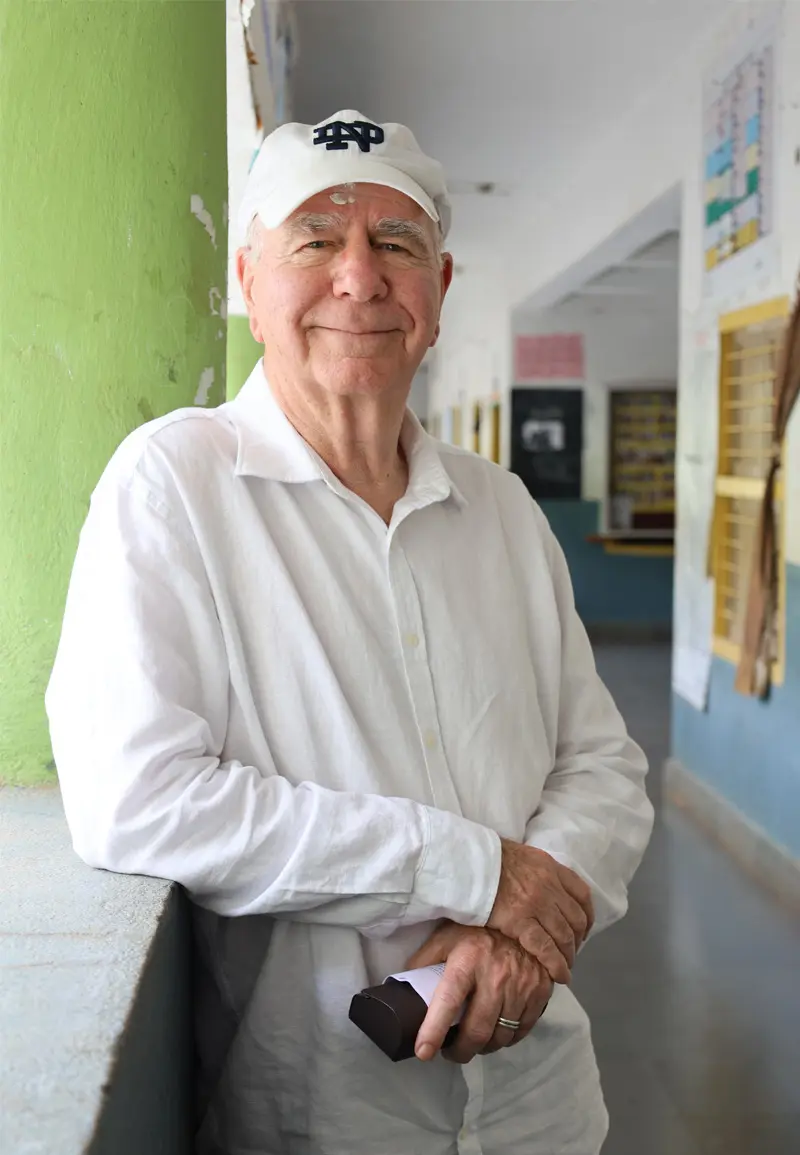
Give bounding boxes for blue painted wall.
[672,563,800,860]
[538,500,674,628]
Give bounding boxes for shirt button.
[404,632,420,649]
[424,731,438,750]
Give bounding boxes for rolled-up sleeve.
[46,470,501,933]
[523,510,655,935]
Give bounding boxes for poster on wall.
[510,388,583,500]
[514,334,585,383]
[703,16,777,296]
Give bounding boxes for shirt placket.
[385,536,463,816]
[386,528,486,1153]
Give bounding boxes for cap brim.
[239,156,440,237]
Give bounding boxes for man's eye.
[377,242,407,253]
[303,240,331,250]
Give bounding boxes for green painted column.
[226,314,263,399]
[0,1,227,784]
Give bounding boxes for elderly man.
[47,111,654,1155]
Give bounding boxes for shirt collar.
[223,360,468,510]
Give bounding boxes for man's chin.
[314,360,411,398]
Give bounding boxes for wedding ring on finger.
[496,1016,522,1031]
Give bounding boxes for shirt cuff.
[405,806,502,928]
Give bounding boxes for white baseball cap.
[237,109,452,240]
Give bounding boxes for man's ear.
[440,252,454,301]
[430,253,454,347]
[237,248,263,343]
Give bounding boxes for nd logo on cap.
[313,120,386,153]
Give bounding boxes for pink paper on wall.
[514,333,585,382]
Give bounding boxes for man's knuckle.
[452,944,483,971]
[520,928,543,958]
[522,972,542,1000]
[475,934,494,959]
[447,956,477,985]
[437,991,464,1015]
[492,954,514,982]
[540,935,560,960]
[527,922,548,947]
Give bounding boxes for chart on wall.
[703,24,774,279]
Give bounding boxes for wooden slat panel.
[715,475,766,500]
[725,373,777,387]
[723,342,780,360]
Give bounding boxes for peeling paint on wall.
[195,367,215,406]
[190,195,217,249]
[209,286,228,319]
[241,0,256,30]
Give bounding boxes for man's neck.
[267,368,410,525]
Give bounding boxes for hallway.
[576,644,800,1155]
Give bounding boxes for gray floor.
[574,643,800,1155]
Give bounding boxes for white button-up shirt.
[47,362,654,1155]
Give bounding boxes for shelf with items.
[607,386,677,535]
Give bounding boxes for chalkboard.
[510,388,583,500]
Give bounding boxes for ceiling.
[550,229,680,315]
[292,0,728,271]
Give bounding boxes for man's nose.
[331,236,389,302]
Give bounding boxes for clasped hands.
[408,840,594,1065]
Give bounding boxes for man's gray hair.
[243,215,266,266]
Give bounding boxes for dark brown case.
[349,977,459,1062]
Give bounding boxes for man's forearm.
[524,747,653,936]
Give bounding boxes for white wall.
[427,256,511,461]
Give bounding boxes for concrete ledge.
[664,758,800,913]
[0,787,193,1155]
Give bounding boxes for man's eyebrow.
[373,217,431,247]
[286,212,348,235]
[284,212,433,250]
